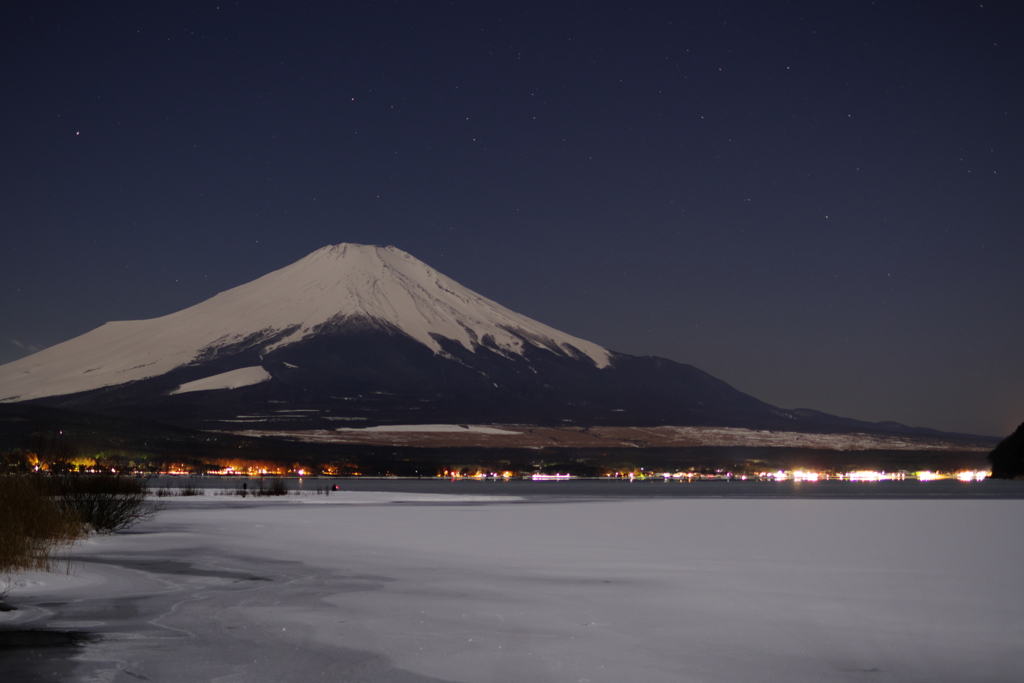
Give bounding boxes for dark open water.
[149,476,1024,500]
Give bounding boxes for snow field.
[3,493,1022,682]
[170,366,272,395]
[334,424,522,434]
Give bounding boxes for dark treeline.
[988,422,1024,479]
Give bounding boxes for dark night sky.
[2,1,1021,437]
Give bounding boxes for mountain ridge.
[0,243,980,439]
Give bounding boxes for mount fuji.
[0,244,917,434]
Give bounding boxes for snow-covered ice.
[2,490,1022,682]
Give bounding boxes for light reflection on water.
[147,476,1024,500]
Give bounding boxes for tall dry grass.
[3,473,163,588]
[0,475,86,578]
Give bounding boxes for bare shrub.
[0,476,85,578]
[178,482,203,496]
[155,481,205,497]
[42,473,162,534]
[255,478,288,496]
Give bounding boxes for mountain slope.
[0,244,609,404]
[0,243,952,436]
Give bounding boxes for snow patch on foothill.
[334,424,521,435]
[171,366,272,395]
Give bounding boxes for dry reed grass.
[0,475,86,580]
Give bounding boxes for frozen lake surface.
[3,482,1023,682]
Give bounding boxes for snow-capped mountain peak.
[0,244,610,402]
